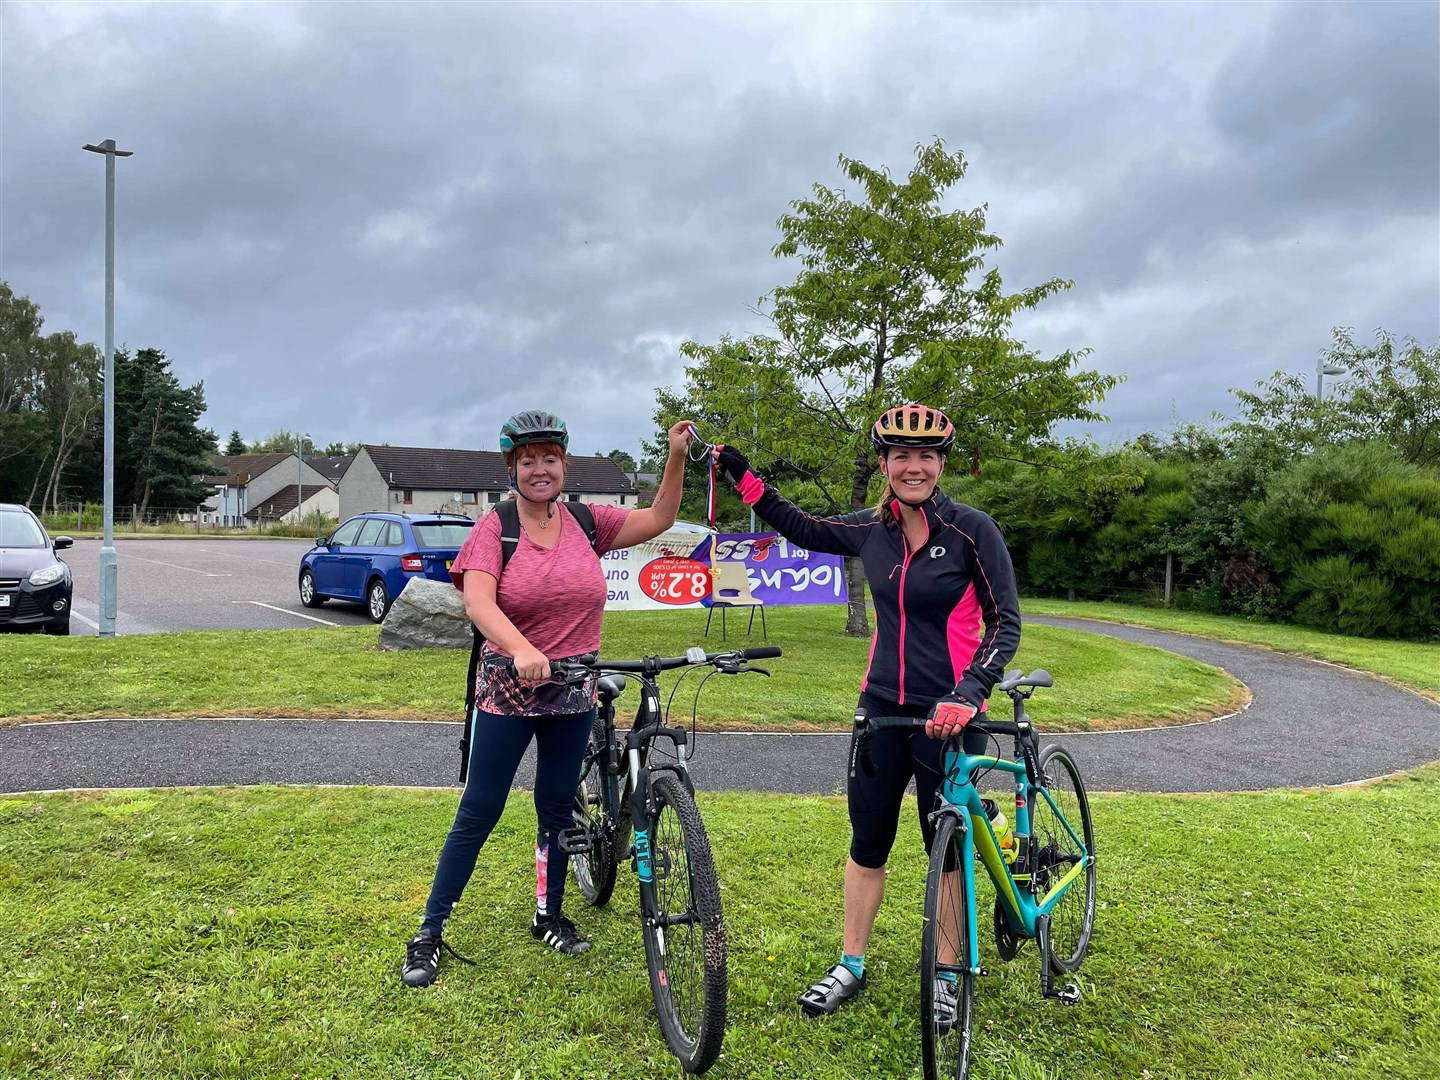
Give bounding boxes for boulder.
[378,577,473,651]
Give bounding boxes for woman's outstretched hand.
[713,445,751,485]
[668,420,696,456]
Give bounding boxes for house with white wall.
[338,445,637,520]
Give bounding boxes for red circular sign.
[638,556,713,605]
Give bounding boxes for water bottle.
[982,798,1018,864]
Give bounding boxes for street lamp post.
[1316,357,1346,401]
[82,139,133,638]
[296,432,311,532]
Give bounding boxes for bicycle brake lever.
[742,665,771,677]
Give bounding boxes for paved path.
[2,620,1436,795]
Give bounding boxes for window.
[568,493,580,502]
[0,509,46,547]
[356,519,387,547]
[402,489,413,505]
[461,492,477,504]
[619,495,626,506]
[487,491,500,504]
[385,522,404,547]
[413,523,473,548]
[329,518,364,546]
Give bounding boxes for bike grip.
[740,646,782,661]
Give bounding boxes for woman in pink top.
[403,410,695,988]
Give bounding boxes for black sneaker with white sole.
[530,912,591,955]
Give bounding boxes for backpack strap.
[461,500,524,783]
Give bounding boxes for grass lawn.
[1023,599,1440,704]
[2,772,1436,1079]
[0,607,1243,732]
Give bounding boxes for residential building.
[339,444,637,519]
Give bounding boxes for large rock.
[378,577,473,651]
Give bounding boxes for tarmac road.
[4,620,1437,795]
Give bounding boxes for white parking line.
[233,600,339,626]
[194,547,301,566]
[121,553,232,577]
[71,609,100,630]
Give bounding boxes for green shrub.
[1251,444,1440,639]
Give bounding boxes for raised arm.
[610,420,694,550]
[713,445,875,558]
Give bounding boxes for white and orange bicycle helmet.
[870,402,956,454]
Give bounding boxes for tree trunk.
[25,448,50,508]
[844,556,870,636]
[844,448,878,636]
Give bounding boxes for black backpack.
[458,499,599,782]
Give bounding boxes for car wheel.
[299,569,325,608]
[367,578,391,623]
[44,619,70,636]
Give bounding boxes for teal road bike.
[853,669,1097,1080]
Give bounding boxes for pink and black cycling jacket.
[747,484,1021,709]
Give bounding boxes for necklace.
[539,517,549,529]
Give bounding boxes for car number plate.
[0,594,11,608]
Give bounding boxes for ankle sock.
[937,970,958,985]
[840,951,865,979]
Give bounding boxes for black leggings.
[847,692,989,869]
[420,707,594,937]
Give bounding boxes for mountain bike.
[852,669,1097,1080]
[555,644,782,1075]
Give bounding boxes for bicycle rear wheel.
[920,811,975,1080]
[639,772,727,1074]
[570,716,619,907]
[1032,745,1096,973]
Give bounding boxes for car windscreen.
[412,523,473,549]
[0,512,47,547]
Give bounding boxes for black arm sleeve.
[750,485,877,558]
[953,515,1022,704]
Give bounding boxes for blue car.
[298,512,475,622]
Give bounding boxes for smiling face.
[880,445,944,504]
[511,442,567,503]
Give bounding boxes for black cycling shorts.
[847,691,989,869]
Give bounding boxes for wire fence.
[38,501,337,538]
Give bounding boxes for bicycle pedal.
[556,827,593,855]
[1057,983,1082,1006]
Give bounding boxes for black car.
[0,503,74,635]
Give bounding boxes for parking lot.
[61,538,381,634]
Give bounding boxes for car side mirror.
[317,536,330,547]
[53,536,74,550]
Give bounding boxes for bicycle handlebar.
[488,646,783,684]
[554,646,780,675]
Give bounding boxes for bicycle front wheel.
[570,716,618,907]
[1033,744,1096,973]
[921,811,975,1080]
[638,772,727,1074]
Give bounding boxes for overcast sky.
[3,1,1436,460]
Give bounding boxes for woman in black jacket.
[715,403,1021,1019]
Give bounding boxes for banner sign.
[603,525,848,611]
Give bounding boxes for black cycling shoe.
[401,932,475,988]
[798,963,866,1017]
[530,912,591,955]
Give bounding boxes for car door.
[314,518,363,595]
[341,518,388,599]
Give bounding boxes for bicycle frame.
[936,744,1091,978]
[593,675,693,884]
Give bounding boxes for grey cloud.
[2,1,1435,459]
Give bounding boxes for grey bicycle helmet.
[499,410,569,454]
